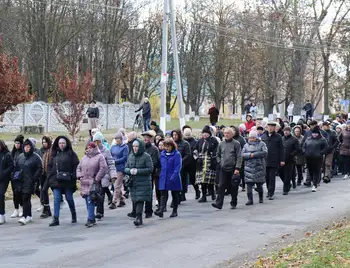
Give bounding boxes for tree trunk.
[263,97,274,117]
[323,53,330,114]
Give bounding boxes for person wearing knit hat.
[257,126,264,138]
[110,131,129,209]
[303,126,328,192]
[93,131,117,219]
[150,121,164,137]
[195,126,219,203]
[249,130,258,139]
[77,138,108,227]
[280,126,300,194]
[91,131,110,150]
[261,119,285,200]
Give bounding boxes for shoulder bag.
[56,160,72,181]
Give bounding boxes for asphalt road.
[2,176,350,268]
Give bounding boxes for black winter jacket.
[14,140,43,194]
[196,137,219,170]
[261,131,285,168]
[323,129,339,153]
[0,145,14,183]
[145,143,160,173]
[282,134,300,163]
[184,137,198,168]
[48,136,79,191]
[302,136,328,158]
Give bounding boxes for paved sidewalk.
[1,176,350,268]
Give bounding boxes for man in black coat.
[141,131,160,218]
[261,122,285,200]
[322,121,339,182]
[279,127,300,194]
[171,129,191,202]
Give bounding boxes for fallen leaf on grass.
[281,233,291,239]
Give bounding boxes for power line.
[194,21,350,54]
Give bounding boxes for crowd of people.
[0,113,348,228]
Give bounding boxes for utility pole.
[159,0,169,133]
[169,0,185,129]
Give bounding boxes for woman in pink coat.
[77,142,108,228]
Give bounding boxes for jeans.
[22,193,32,218]
[53,188,76,218]
[215,170,240,207]
[143,117,151,131]
[84,195,95,221]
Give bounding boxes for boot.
[245,193,253,206]
[181,192,186,202]
[211,191,216,201]
[170,210,178,218]
[133,216,143,226]
[198,195,207,203]
[198,185,207,203]
[71,211,77,223]
[155,195,167,218]
[194,185,201,200]
[40,206,52,219]
[49,216,59,227]
[259,192,264,203]
[127,212,136,218]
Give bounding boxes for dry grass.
[250,220,350,268]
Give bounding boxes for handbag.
[124,175,133,188]
[90,180,102,202]
[56,161,72,181]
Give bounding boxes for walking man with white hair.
[212,127,242,210]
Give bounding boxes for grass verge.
[252,219,350,268]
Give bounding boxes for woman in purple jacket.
[77,142,108,228]
[155,138,182,218]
